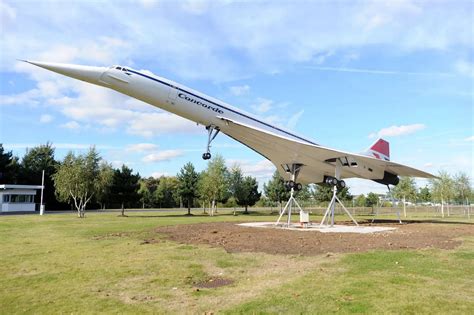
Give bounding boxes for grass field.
[1,211,473,314]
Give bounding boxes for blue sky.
[0,0,472,194]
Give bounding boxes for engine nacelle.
[373,171,400,186]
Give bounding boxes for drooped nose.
[24,60,108,85]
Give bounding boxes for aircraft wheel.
[326,177,338,186]
[296,183,303,191]
[202,152,211,160]
[338,180,346,189]
[288,180,295,189]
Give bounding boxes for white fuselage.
[99,66,318,147]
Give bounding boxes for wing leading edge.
[217,116,435,184]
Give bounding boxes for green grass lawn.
[0,211,473,314]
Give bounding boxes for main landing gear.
[284,180,303,192]
[320,160,358,227]
[323,176,346,189]
[276,164,306,227]
[202,125,220,160]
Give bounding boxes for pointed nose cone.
[24,60,107,85]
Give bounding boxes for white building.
[0,184,43,212]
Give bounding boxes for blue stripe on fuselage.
[127,69,319,146]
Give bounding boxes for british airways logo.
[178,93,224,114]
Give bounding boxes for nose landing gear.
[202,125,220,160]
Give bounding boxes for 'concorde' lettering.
[178,93,224,114]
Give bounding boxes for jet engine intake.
[373,171,400,186]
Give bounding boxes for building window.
[3,195,10,203]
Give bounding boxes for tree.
[295,184,314,203]
[177,162,200,215]
[453,172,472,205]
[198,154,229,215]
[18,142,60,208]
[313,184,353,204]
[430,171,454,217]
[228,165,244,214]
[110,165,140,216]
[138,177,160,208]
[365,192,379,210]
[417,186,431,203]
[53,148,104,218]
[354,194,366,207]
[392,176,417,218]
[0,144,20,184]
[155,176,179,208]
[95,162,114,210]
[263,171,290,212]
[235,176,261,214]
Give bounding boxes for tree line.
[0,143,472,218]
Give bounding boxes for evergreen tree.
[177,162,199,215]
[263,171,289,211]
[313,184,352,204]
[0,144,20,184]
[18,143,62,209]
[110,165,140,216]
[235,176,261,214]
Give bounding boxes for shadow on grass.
[122,211,279,219]
[363,218,474,225]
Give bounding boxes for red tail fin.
[367,139,390,161]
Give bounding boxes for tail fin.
[365,138,390,161]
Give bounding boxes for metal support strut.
[320,159,358,227]
[275,164,305,227]
[371,185,402,224]
[202,125,220,160]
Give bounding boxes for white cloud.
[307,66,451,77]
[464,136,474,142]
[60,121,81,130]
[226,159,275,179]
[287,110,304,130]
[143,150,184,163]
[369,124,426,138]
[4,143,114,150]
[3,1,470,81]
[252,98,273,113]
[229,84,250,96]
[126,143,159,152]
[39,114,53,123]
[455,60,474,77]
[151,171,170,178]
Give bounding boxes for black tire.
[202,153,211,160]
[338,180,346,189]
[296,183,303,191]
[288,180,295,189]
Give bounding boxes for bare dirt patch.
[155,221,474,256]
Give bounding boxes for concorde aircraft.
[24,61,434,193]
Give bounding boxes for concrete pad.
[238,222,396,234]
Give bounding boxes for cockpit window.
[116,66,122,70]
